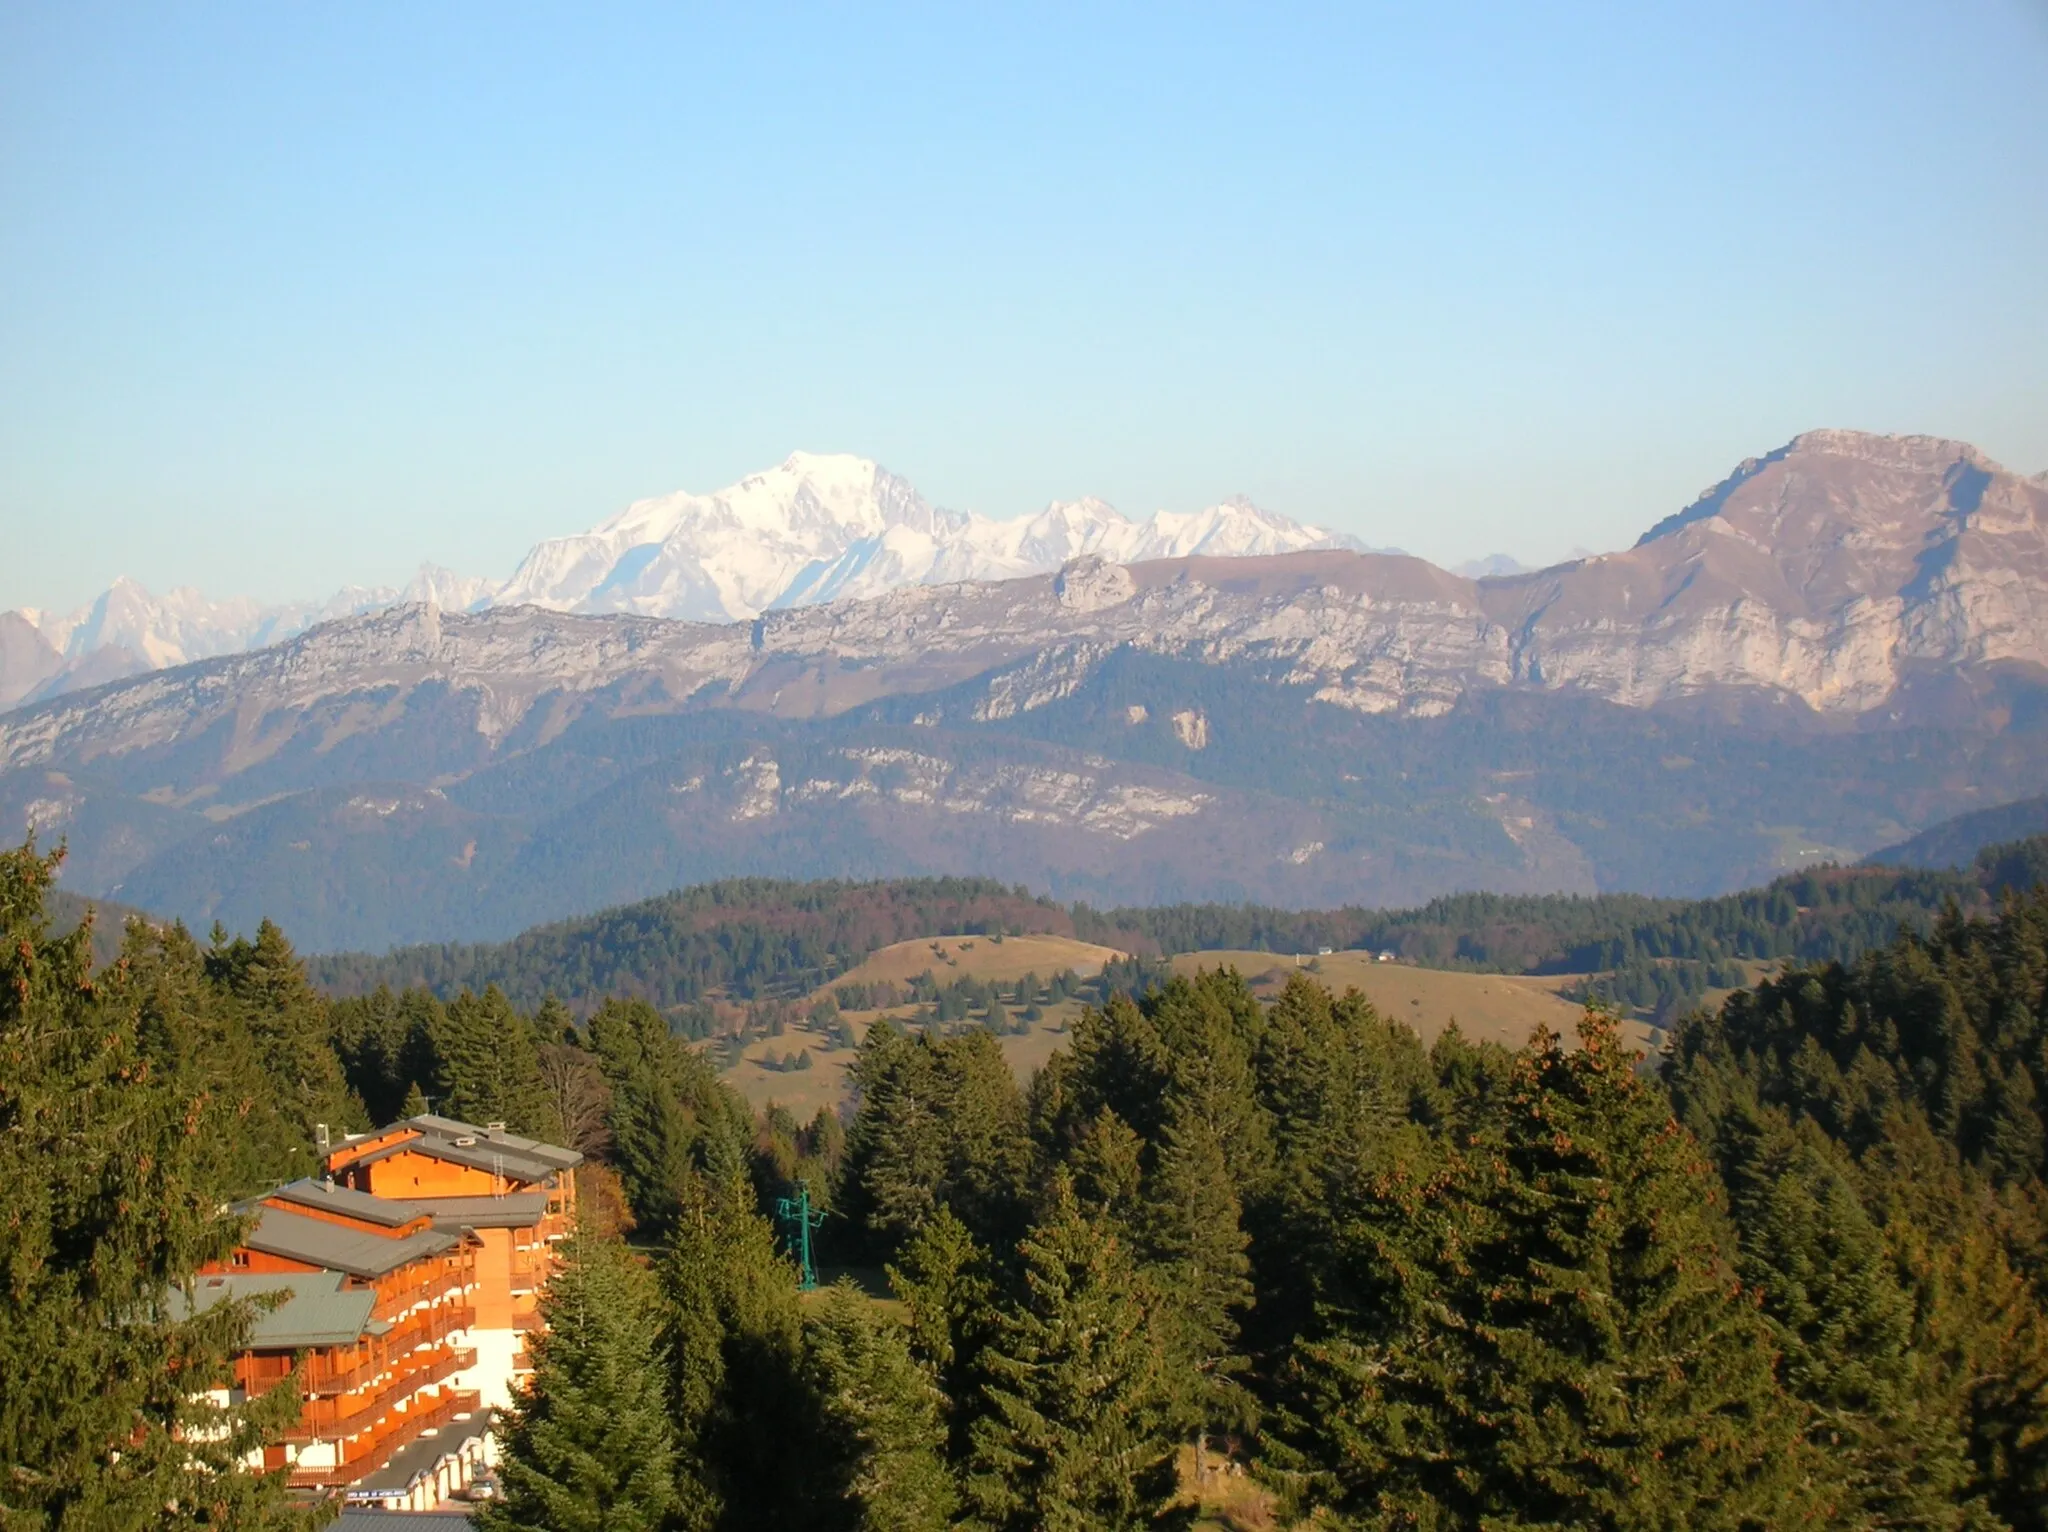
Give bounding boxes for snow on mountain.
[493,453,1364,622]
[1,452,1363,706]
[3,565,494,709]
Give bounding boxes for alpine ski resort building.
[192,1115,581,1511]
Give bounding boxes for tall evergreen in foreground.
[0,843,308,1531]
[963,1172,1186,1532]
[1278,1012,1827,1529]
[661,1178,827,1530]
[478,1228,679,1532]
[803,1283,957,1532]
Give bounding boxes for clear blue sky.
[3,1,2045,614]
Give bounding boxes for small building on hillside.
[195,1183,485,1509]
[202,1114,583,1511]
[323,1114,581,1407]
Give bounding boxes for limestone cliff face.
[4,430,2044,784]
[1490,430,2048,713]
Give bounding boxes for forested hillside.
[309,877,1078,1010]
[12,828,2048,1526]
[1868,793,2048,870]
[307,834,2048,1025]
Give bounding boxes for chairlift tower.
[775,1182,826,1291]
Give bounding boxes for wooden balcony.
[286,1387,481,1489]
[236,1300,477,1401]
[370,1258,475,1320]
[285,1347,476,1443]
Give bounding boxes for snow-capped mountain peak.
[494,457,1362,623]
[2,452,1366,706]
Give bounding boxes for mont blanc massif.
[6,427,2047,954]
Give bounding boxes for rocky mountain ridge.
[1,452,1360,708]
[10,426,2044,767]
[8,428,2047,950]
[0,566,496,710]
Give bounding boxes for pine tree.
[1860,1113,2048,1530]
[1140,1101,1255,1438]
[804,1283,958,1532]
[590,998,746,1237]
[887,1208,995,1461]
[1723,1108,1993,1528]
[963,1173,1185,1532]
[661,1177,829,1530]
[206,918,360,1149]
[1065,1105,1146,1223]
[842,1025,1031,1253]
[1250,975,1435,1354]
[1281,1012,1831,1529]
[478,1229,679,1532]
[433,985,561,1138]
[0,843,309,1530]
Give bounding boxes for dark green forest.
[13,831,2048,1528]
[308,834,2048,1027]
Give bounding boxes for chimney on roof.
[315,1122,330,1153]
[486,1121,507,1135]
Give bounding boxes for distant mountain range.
[7,427,2048,953]
[0,454,1366,708]
[0,566,496,710]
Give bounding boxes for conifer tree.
[479,1228,679,1532]
[0,844,308,1529]
[1144,969,1273,1197]
[1860,1113,2048,1530]
[804,1283,958,1532]
[328,983,409,1124]
[1723,1109,1992,1528]
[1065,1105,1146,1223]
[887,1208,996,1461]
[124,919,306,1198]
[207,918,360,1145]
[963,1173,1185,1532]
[590,998,746,1237]
[842,1025,1031,1253]
[1281,1012,1829,1529]
[661,1176,829,1530]
[1140,1101,1255,1438]
[1250,975,1435,1351]
[433,985,561,1138]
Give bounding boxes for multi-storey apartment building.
[323,1114,581,1408]
[200,1114,582,1511]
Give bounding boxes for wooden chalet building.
[198,1114,582,1511]
[323,1113,581,1408]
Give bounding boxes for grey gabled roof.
[405,1115,583,1172]
[173,1270,376,1349]
[265,1177,422,1228]
[407,1191,552,1231]
[239,1205,457,1280]
[335,1114,583,1187]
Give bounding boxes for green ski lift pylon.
[775,1182,825,1291]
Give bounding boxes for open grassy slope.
[723,941,1668,1118]
[823,932,1125,991]
[1171,949,1656,1050]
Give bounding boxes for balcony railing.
[236,1301,476,1401]
[286,1388,481,1489]
[285,1348,476,1443]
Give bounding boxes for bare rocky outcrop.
[5,430,2047,784]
